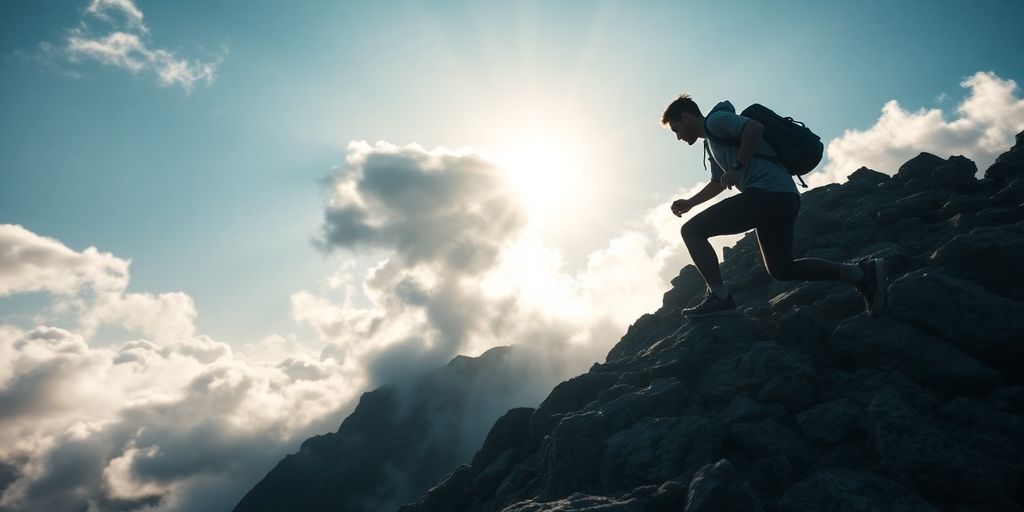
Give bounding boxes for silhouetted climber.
[662,94,887,317]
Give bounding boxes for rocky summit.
[399,132,1024,512]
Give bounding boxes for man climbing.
[662,93,887,317]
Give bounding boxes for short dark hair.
[661,94,702,125]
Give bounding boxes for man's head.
[661,94,704,145]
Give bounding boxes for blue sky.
[1,2,1023,509]
[3,0,1023,345]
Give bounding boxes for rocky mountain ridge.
[399,131,1024,512]
[233,345,555,512]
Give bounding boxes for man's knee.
[680,221,704,242]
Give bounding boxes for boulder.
[976,205,1021,226]
[683,459,762,512]
[994,177,1024,204]
[794,398,867,445]
[501,493,644,512]
[829,315,1003,396]
[530,372,619,444]
[984,130,1024,184]
[927,222,1024,300]
[729,419,809,462]
[887,268,1024,372]
[472,408,534,470]
[593,378,689,432]
[867,388,1022,504]
[600,416,722,492]
[847,166,890,184]
[543,412,610,499]
[777,469,939,512]
[894,152,947,183]
[930,155,978,192]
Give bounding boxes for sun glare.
[496,135,581,221]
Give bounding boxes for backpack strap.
[704,106,783,166]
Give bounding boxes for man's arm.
[688,179,725,205]
[720,119,764,189]
[672,179,724,216]
[736,119,764,166]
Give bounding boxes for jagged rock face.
[233,346,550,512]
[401,138,1024,512]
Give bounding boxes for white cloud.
[808,71,1024,187]
[48,0,224,93]
[0,224,196,341]
[0,322,364,512]
[86,0,146,32]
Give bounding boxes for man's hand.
[720,171,741,190]
[671,198,693,217]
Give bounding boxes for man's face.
[668,114,699,145]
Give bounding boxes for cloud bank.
[808,71,1024,187]
[0,224,196,341]
[48,0,224,92]
[0,225,363,512]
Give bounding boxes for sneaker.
[853,258,887,316]
[682,292,737,318]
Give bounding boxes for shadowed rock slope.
[233,346,553,512]
[400,132,1024,512]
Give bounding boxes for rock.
[887,268,1024,372]
[501,493,644,511]
[768,281,846,314]
[773,306,831,352]
[530,372,619,445]
[795,399,867,445]
[716,395,768,425]
[984,130,1024,184]
[946,211,978,231]
[729,419,809,462]
[600,417,722,492]
[401,465,475,512]
[870,389,1023,505]
[877,189,952,225]
[895,152,947,183]
[684,459,762,512]
[596,379,689,429]
[474,449,520,499]
[975,205,1021,226]
[928,222,1024,300]
[829,315,1003,396]
[543,412,611,499]
[473,408,534,470]
[940,196,993,217]
[930,155,978,192]
[847,166,890,184]
[646,480,688,512]
[994,177,1024,204]
[989,386,1024,412]
[936,396,1024,440]
[661,265,707,312]
[777,469,940,512]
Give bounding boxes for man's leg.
[754,194,887,315]
[756,224,845,281]
[681,194,759,289]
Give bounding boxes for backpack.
[704,103,823,188]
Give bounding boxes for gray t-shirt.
[704,100,799,194]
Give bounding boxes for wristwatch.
[731,160,746,171]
